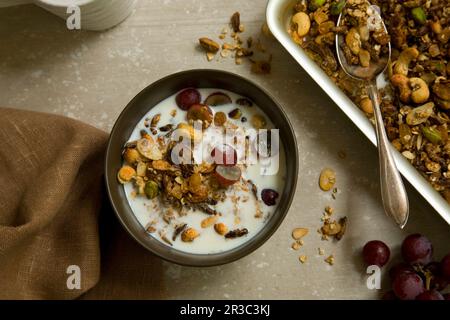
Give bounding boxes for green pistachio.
[411,7,427,25]
[422,127,442,145]
[144,180,159,199]
[330,0,346,16]
[308,0,326,11]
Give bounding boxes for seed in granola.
[292,227,309,240]
[181,228,199,242]
[299,255,308,264]
[151,114,161,128]
[201,215,219,228]
[335,217,348,240]
[319,168,336,191]
[325,255,335,266]
[199,37,220,53]
[230,12,240,33]
[214,223,228,236]
[228,108,242,119]
[224,228,248,239]
[172,223,187,241]
[161,234,173,246]
[159,124,174,132]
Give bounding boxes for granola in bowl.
[117,88,286,254]
[288,0,450,203]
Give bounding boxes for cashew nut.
[292,12,311,37]
[391,74,411,103]
[359,49,371,67]
[359,97,373,114]
[358,25,370,42]
[345,28,361,55]
[393,47,419,76]
[409,77,430,104]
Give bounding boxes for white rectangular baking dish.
[266,0,450,224]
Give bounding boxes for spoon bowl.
[335,1,409,228]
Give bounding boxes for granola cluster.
[290,0,450,203]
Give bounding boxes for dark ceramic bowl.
[105,69,298,266]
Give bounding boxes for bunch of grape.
[362,234,450,300]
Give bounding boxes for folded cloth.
[0,108,107,299]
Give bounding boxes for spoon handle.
[368,82,409,228]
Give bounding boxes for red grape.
[416,290,444,300]
[401,234,433,265]
[392,272,425,300]
[214,165,241,187]
[362,240,391,267]
[261,189,279,206]
[176,88,201,110]
[389,262,415,281]
[440,254,450,280]
[211,145,237,166]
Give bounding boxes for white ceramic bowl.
[1,0,136,30]
[266,0,450,225]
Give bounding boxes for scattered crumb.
[299,255,308,264]
[318,248,325,256]
[325,255,335,266]
[292,227,309,240]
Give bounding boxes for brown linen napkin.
[0,108,108,299]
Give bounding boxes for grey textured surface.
[1,0,448,299]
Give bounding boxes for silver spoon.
[336,2,409,228]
